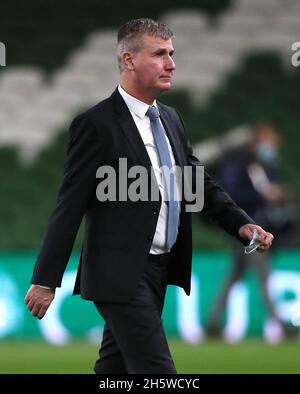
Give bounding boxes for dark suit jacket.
[31,88,253,302]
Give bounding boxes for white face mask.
[255,143,278,164]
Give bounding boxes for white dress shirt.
[118,85,180,254]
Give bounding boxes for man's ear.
[122,52,135,71]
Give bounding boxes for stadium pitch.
[0,339,299,374]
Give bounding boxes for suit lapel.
[112,89,153,173]
[111,89,185,172]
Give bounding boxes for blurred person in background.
[24,19,274,374]
[206,122,296,343]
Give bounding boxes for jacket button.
[153,209,158,215]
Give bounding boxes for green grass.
[0,339,299,374]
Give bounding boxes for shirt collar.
[118,84,158,119]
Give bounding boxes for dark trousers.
[93,253,177,374]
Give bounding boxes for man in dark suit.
[25,18,274,374]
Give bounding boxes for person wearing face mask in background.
[206,122,297,343]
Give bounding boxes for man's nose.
[166,56,176,70]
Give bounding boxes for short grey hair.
[117,18,174,73]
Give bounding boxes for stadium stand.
[0,0,300,248]
[1,1,300,161]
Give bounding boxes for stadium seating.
[0,0,300,248]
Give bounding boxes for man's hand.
[239,224,274,252]
[25,285,55,319]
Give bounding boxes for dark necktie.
[146,105,179,250]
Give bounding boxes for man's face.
[130,34,176,95]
